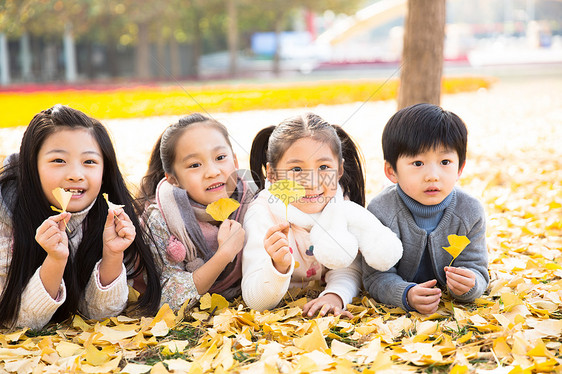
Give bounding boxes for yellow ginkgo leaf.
[442,234,471,266]
[102,193,124,210]
[199,293,229,312]
[52,187,72,212]
[269,179,306,219]
[206,198,240,221]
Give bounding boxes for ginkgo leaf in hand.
[103,193,124,210]
[269,180,306,219]
[51,187,72,212]
[443,234,471,266]
[206,198,240,221]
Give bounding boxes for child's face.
[167,125,238,206]
[268,137,342,214]
[385,145,464,206]
[38,128,104,213]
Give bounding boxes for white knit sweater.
[0,195,128,330]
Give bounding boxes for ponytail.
[138,134,165,209]
[333,125,366,207]
[249,126,275,191]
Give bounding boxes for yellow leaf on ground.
[121,363,153,374]
[150,362,170,374]
[199,293,229,312]
[150,303,177,328]
[501,292,524,312]
[56,341,83,358]
[527,339,555,358]
[293,322,329,353]
[151,320,170,337]
[84,343,110,365]
[206,198,240,221]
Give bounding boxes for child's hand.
[263,222,291,274]
[406,279,442,314]
[35,213,71,261]
[217,219,245,262]
[445,266,476,296]
[103,208,135,256]
[303,293,353,318]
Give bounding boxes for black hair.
[382,103,468,171]
[249,113,365,206]
[0,105,161,328]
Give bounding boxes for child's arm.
[362,259,416,311]
[0,213,69,329]
[35,213,71,298]
[143,205,199,311]
[241,202,294,311]
[99,208,135,285]
[80,208,132,320]
[192,219,245,294]
[444,200,489,302]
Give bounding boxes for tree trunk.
[272,17,284,77]
[397,0,446,109]
[63,23,78,82]
[136,22,151,79]
[227,0,239,77]
[0,33,9,85]
[170,36,181,78]
[156,33,167,78]
[191,12,202,79]
[20,33,32,81]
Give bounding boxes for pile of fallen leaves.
[1,143,560,374]
[1,78,561,373]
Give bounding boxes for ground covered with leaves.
[0,74,561,373]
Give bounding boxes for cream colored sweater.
[0,195,128,330]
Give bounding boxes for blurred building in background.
[0,0,561,85]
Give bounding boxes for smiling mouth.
[301,192,323,200]
[206,183,225,191]
[65,188,84,196]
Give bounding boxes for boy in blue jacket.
[363,103,489,314]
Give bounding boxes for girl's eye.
[441,160,451,165]
[52,158,65,164]
[217,154,227,161]
[188,163,201,169]
[319,165,329,171]
[413,161,423,167]
[290,167,302,172]
[84,159,97,165]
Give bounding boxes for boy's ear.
[165,173,180,187]
[266,162,276,183]
[457,161,466,179]
[384,161,399,183]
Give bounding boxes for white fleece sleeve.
[241,202,294,312]
[320,254,362,309]
[79,260,128,321]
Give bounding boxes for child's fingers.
[333,308,353,319]
[264,231,288,251]
[104,208,115,228]
[264,222,290,239]
[418,279,438,288]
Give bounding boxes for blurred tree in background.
[0,0,363,82]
